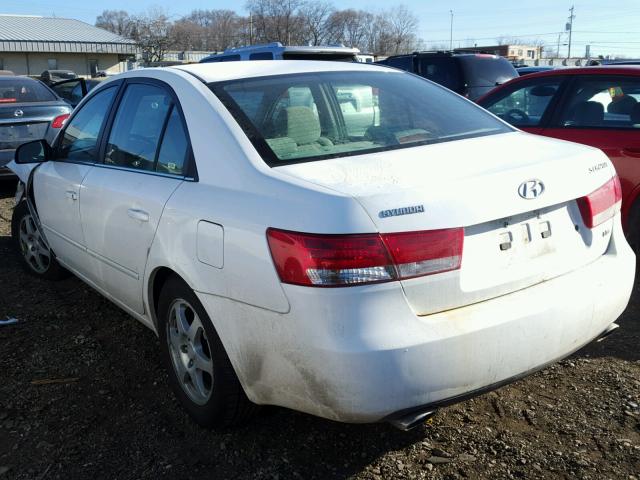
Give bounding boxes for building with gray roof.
[0,14,136,77]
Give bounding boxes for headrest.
[276,106,321,145]
[608,95,637,115]
[630,103,640,124]
[572,101,604,125]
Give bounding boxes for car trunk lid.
[275,131,617,314]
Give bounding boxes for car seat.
[571,101,604,126]
[607,95,638,115]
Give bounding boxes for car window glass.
[417,57,463,92]
[558,76,640,128]
[484,78,562,127]
[0,77,57,103]
[215,71,512,164]
[105,83,171,171]
[250,52,273,60]
[59,86,117,162]
[332,84,377,137]
[156,106,189,176]
[384,56,412,71]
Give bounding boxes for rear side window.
[0,78,56,103]
[458,56,518,87]
[219,55,241,62]
[382,56,413,72]
[59,86,117,163]
[213,70,512,165]
[250,52,274,60]
[417,57,464,93]
[105,83,171,171]
[556,75,640,129]
[156,107,189,176]
[482,78,564,127]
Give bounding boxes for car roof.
[172,60,397,83]
[509,64,640,80]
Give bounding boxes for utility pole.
[557,33,561,59]
[449,10,454,51]
[567,5,575,59]
[249,11,253,45]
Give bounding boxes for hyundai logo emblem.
[518,179,545,199]
[13,109,23,117]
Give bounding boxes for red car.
[478,66,640,247]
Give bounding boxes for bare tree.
[383,5,419,55]
[300,1,334,45]
[95,10,136,38]
[246,0,306,45]
[135,7,173,62]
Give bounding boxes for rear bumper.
[197,218,635,424]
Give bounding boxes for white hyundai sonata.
[8,61,635,430]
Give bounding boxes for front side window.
[105,84,171,171]
[59,85,117,162]
[482,77,563,127]
[212,71,512,165]
[556,75,640,129]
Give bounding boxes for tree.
[95,10,136,38]
[300,1,334,46]
[135,8,173,62]
[246,0,306,45]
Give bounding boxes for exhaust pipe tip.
[386,408,438,431]
[596,322,619,342]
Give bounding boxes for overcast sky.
[2,0,639,58]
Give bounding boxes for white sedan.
[9,61,634,430]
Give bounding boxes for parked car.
[376,51,518,100]
[39,70,77,86]
[8,61,634,430]
[200,42,360,63]
[49,78,105,107]
[0,76,71,178]
[517,66,556,76]
[0,70,15,76]
[477,65,640,247]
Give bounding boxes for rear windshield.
[458,56,518,87]
[211,70,512,165]
[0,78,57,103]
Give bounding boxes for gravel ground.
[0,179,639,480]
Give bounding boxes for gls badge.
[518,179,545,200]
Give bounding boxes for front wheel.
[11,201,68,280]
[157,276,258,428]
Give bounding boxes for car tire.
[11,200,68,280]
[626,201,640,253]
[157,275,258,428]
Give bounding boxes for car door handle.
[65,190,78,201]
[623,147,640,158]
[127,208,149,222]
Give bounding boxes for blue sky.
[2,0,639,58]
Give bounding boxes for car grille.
[0,122,49,150]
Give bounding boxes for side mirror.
[14,140,51,164]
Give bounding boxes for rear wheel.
[157,276,258,428]
[11,201,68,280]
[625,201,640,252]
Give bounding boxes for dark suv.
[377,51,517,101]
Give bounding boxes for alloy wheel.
[18,214,50,274]
[166,299,214,405]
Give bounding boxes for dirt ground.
[0,179,638,480]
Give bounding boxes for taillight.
[51,113,70,129]
[266,227,464,287]
[576,175,622,229]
